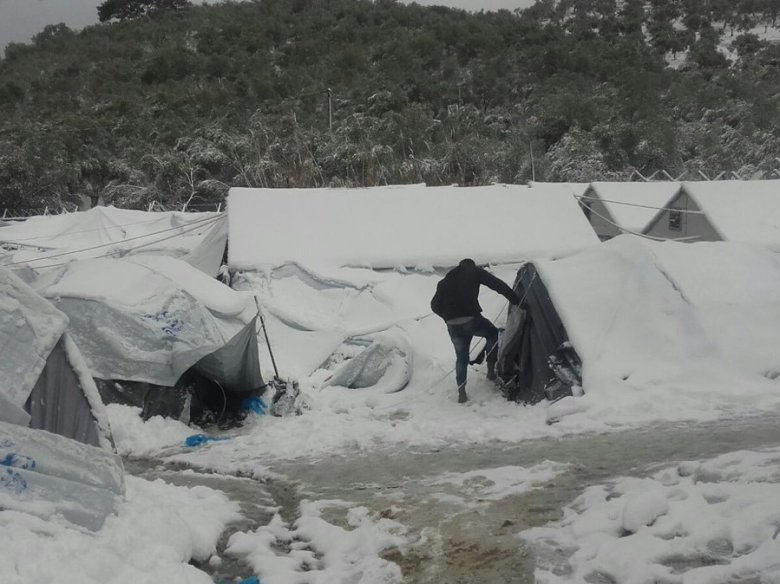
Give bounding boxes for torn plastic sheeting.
[325,329,412,394]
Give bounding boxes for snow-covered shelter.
[0,266,123,531]
[578,181,683,240]
[30,255,265,424]
[643,180,780,249]
[497,236,780,409]
[0,266,112,447]
[225,184,599,394]
[0,206,228,276]
[227,183,599,270]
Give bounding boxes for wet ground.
[124,414,780,583]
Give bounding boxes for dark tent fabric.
[25,338,102,447]
[95,319,265,426]
[496,263,582,404]
[195,317,264,394]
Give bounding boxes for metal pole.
[254,298,280,379]
[327,88,332,131]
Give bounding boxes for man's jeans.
[446,315,499,387]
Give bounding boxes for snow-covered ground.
[524,447,780,583]
[88,235,780,583]
[4,191,780,583]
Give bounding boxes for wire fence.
[629,164,780,182]
[3,167,779,219]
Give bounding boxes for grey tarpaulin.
[496,262,582,404]
[195,316,265,394]
[25,338,102,447]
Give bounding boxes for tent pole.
[254,298,280,379]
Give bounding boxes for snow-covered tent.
[226,184,598,394]
[227,183,599,270]
[528,181,590,199]
[0,206,227,276]
[0,266,123,531]
[578,182,683,240]
[497,236,780,412]
[643,180,780,249]
[31,255,265,424]
[0,266,112,447]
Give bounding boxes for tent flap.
[195,317,265,394]
[497,263,582,404]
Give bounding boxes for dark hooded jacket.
[430,259,520,321]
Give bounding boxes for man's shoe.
[458,385,468,403]
[487,362,497,381]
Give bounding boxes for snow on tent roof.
[31,255,259,387]
[528,181,591,197]
[0,267,69,408]
[588,181,681,233]
[682,180,780,249]
[228,184,599,270]
[0,266,113,449]
[533,235,780,406]
[0,206,225,273]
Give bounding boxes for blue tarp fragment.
[184,434,230,448]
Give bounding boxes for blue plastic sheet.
[184,434,230,448]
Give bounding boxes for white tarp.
[227,183,599,270]
[31,255,258,387]
[0,421,124,531]
[0,206,225,274]
[0,266,69,408]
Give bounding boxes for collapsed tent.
[496,235,780,411]
[0,266,123,530]
[31,255,266,425]
[0,206,227,276]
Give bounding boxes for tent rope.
[1,214,224,269]
[0,212,221,244]
[580,202,700,242]
[575,194,705,215]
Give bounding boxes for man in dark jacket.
[430,258,520,403]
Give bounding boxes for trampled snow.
[0,473,242,584]
[522,447,780,583]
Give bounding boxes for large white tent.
[498,235,780,419]
[227,184,599,270]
